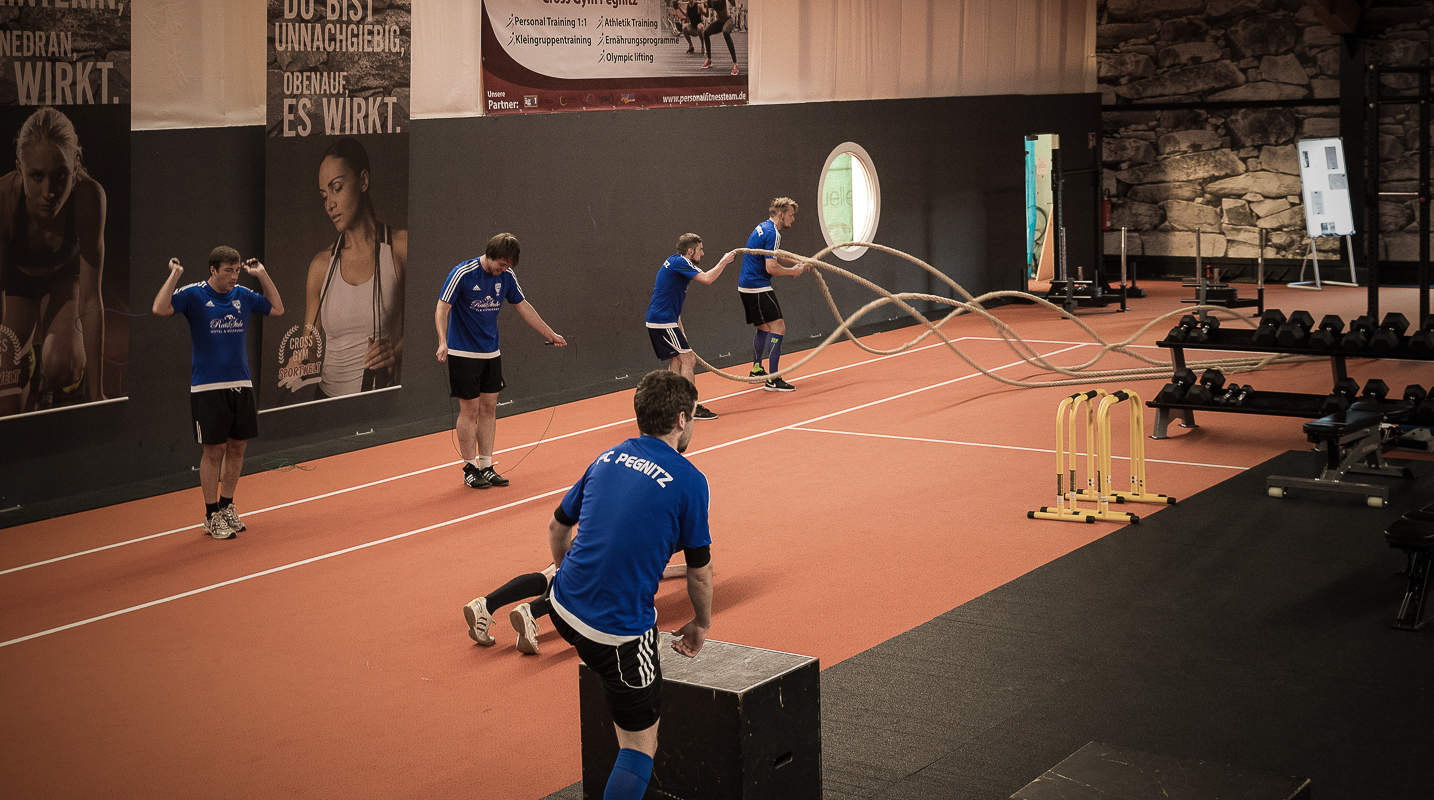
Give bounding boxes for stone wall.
[1098,0,1432,269]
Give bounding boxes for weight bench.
[1266,400,1414,507]
[1386,507,1434,631]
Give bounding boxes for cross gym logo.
[277,323,324,388]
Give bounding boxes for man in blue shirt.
[547,370,714,800]
[435,233,566,489]
[152,246,285,539]
[738,197,810,392]
[645,232,735,420]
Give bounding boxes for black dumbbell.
[1252,309,1286,347]
[1154,383,1185,404]
[1371,312,1409,353]
[1274,310,1315,349]
[1230,384,1254,407]
[1361,378,1389,403]
[1215,384,1240,405]
[1322,376,1360,414]
[1155,368,1197,404]
[1187,315,1221,344]
[1415,386,1434,425]
[1410,318,1434,356]
[1307,315,1344,350]
[1187,368,1224,405]
[1341,315,1376,352]
[1405,384,1429,405]
[1166,314,1197,342]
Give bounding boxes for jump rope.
[444,338,569,477]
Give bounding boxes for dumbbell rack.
[1148,327,1434,438]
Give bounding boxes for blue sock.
[604,748,653,800]
[765,333,784,375]
[752,330,765,365]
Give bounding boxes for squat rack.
[1364,64,1432,327]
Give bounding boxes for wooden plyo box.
[580,634,820,800]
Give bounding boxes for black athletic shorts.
[190,386,259,445]
[448,355,505,399]
[741,289,782,326]
[550,611,662,732]
[648,326,691,361]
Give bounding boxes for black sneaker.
[463,464,491,489]
[694,404,718,420]
[478,466,510,487]
[749,364,767,379]
[765,377,796,392]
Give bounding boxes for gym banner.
[262,0,411,409]
[0,2,130,420]
[481,0,748,114]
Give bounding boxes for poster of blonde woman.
[0,0,132,419]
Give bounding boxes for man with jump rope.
[435,233,566,489]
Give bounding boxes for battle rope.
[692,241,1315,389]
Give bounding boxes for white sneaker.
[220,504,246,532]
[510,603,540,655]
[464,597,496,646]
[205,511,237,540]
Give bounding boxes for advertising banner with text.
[263,0,411,410]
[0,2,130,420]
[481,0,749,114]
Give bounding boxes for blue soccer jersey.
[645,254,700,328]
[170,281,272,391]
[738,219,780,292]
[439,257,526,358]
[551,435,712,642]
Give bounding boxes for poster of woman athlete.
[262,134,409,405]
[0,6,131,419]
[262,0,410,408]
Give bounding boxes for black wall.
[0,93,1099,524]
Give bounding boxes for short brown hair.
[485,233,521,266]
[676,233,702,255]
[769,197,798,216]
[634,370,699,437]
[209,246,241,270]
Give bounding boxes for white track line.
[1,339,960,575]
[0,488,570,649]
[789,427,1250,471]
[1,342,1078,648]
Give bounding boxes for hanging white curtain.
[753,0,1093,104]
[132,0,1093,130]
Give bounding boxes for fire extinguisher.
[1101,190,1113,231]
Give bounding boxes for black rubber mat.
[550,450,1434,799]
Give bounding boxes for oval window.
[818,142,880,261]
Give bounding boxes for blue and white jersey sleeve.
[645,254,700,327]
[738,220,779,292]
[503,270,526,307]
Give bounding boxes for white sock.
[466,459,479,469]
[478,456,492,469]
